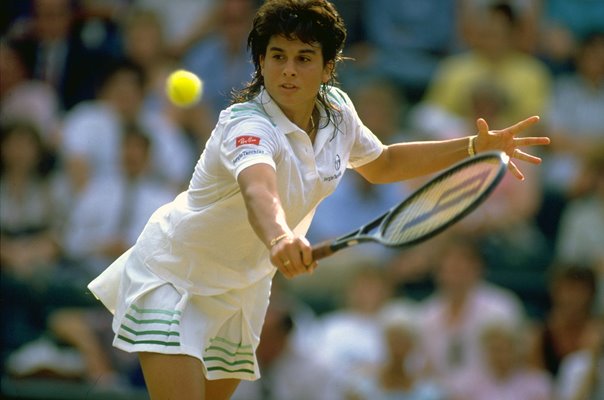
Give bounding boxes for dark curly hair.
[231,0,347,124]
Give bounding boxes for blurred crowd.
[0,0,602,399]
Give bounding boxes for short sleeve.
[219,117,280,178]
[329,87,385,168]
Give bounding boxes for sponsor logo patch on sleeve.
[236,135,261,147]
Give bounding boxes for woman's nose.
[282,60,296,77]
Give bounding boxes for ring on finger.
[283,260,291,266]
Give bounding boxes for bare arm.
[237,163,316,278]
[357,137,471,183]
[357,116,549,183]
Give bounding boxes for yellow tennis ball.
[165,70,203,107]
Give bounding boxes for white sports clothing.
[88,86,385,380]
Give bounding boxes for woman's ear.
[322,60,335,83]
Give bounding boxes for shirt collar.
[257,88,310,135]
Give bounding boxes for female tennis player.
[88,0,550,398]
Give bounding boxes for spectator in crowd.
[528,265,599,379]
[315,267,397,380]
[3,124,175,387]
[556,316,604,400]
[328,0,365,48]
[134,0,217,56]
[412,1,551,138]
[120,7,172,112]
[349,77,410,144]
[0,120,63,366]
[8,0,119,110]
[452,319,553,400]
[347,310,445,400]
[543,32,604,198]
[0,38,61,149]
[537,0,604,75]
[339,0,457,103]
[44,305,143,390]
[554,146,604,312]
[60,59,194,193]
[458,0,541,53]
[232,298,342,400]
[555,144,604,266]
[184,0,256,122]
[120,7,215,150]
[418,235,525,396]
[61,123,176,278]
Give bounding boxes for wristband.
[468,135,477,157]
[269,233,289,248]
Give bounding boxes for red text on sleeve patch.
[236,135,261,147]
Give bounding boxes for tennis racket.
[311,151,509,260]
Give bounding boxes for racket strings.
[380,163,500,245]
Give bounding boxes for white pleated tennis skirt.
[88,248,274,381]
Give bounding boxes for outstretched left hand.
[474,115,550,180]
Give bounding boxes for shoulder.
[435,53,477,72]
[325,86,352,108]
[221,99,276,129]
[474,283,524,315]
[210,100,282,152]
[64,101,112,122]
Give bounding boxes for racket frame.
[312,151,508,259]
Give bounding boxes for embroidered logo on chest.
[236,135,261,147]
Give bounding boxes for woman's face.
[259,35,332,118]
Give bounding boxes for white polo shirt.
[130,86,385,295]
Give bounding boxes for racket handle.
[312,240,335,261]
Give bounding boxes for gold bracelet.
[468,135,477,157]
[269,233,289,248]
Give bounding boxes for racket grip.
[311,240,335,261]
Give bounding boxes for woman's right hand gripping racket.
[311,151,509,261]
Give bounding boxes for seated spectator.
[537,0,604,75]
[556,316,604,400]
[7,0,119,110]
[412,2,551,138]
[61,123,177,278]
[340,0,458,103]
[183,0,255,123]
[133,0,217,56]
[0,120,64,365]
[554,145,604,260]
[60,59,194,193]
[453,319,553,400]
[232,297,342,400]
[528,265,599,379]
[418,235,526,396]
[554,146,604,311]
[4,124,176,386]
[543,32,604,197]
[347,309,445,400]
[458,0,541,53]
[409,12,552,308]
[0,38,61,149]
[120,7,214,149]
[348,77,410,144]
[314,266,414,383]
